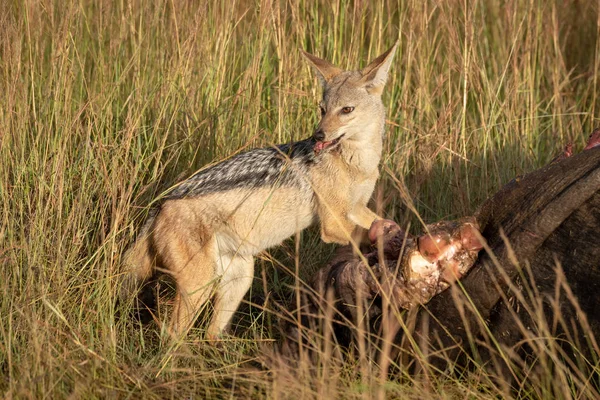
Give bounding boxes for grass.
[1,0,599,398]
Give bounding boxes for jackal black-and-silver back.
[165,138,317,200]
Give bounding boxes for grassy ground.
[1,0,599,398]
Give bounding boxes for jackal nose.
[313,129,325,141]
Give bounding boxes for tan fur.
[122,42,398,338]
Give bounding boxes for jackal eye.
[341,106,354,114]
[319,106,326,116]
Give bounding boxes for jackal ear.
[360,41,399,95]
[301,50,343,85]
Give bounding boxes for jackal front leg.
[349,204,381,245]
[317,199,356,245]
[349,204,380,230]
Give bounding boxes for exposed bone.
[357,217,483,309]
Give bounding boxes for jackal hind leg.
[152,202,217,338]
[165,238,216,338]
[206,253,255,337]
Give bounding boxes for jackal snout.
[313,127,345,153]
[312,115,348,153]
[313,116,345,140]
[313,129,325,142]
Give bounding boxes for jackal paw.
[368,219,401,243]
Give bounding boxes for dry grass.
[1,0,599,398]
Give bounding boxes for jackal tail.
[120,215,156,302]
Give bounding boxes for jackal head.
[302,42,398,154]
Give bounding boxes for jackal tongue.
[314,140,333,153]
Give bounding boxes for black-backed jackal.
[122,42,398,338]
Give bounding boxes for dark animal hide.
[278,136,600,386]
